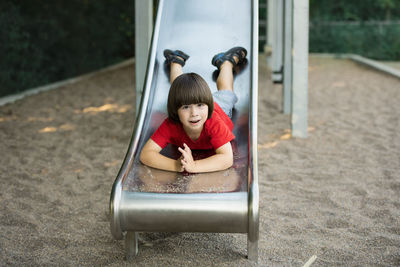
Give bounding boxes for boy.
[140,47,247,173]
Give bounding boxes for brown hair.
[167,73,214,122]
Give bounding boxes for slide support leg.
[247,234,259,262]
[125,231,139,260]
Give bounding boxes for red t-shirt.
[151,103,234,150]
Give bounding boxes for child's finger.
[183,143,192,154]
[183,143,190,151]
[179,153,188,161]
[178,147,187,156]
[180,145,189,152]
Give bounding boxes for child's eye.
[181,105,189,109]
[197,103,205,107]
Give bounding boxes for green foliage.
[0,0,134,97]
[309,0,400,21]
[309,0,400,60]
[310,22,400,60]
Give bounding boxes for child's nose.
[190,106,198,115]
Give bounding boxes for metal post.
[271,0,283,83]
[291,0,309,137]
[282,0,293,114]
[125,231,139,260]
[265,0,274,60]
[135,0,153,115]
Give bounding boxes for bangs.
[174,83,211,106]
[167,73,214,122]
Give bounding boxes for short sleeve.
[150,119,172,148]
[208,119,235,150]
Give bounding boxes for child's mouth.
[189,119,201,125]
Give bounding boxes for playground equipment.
[110,0,259,261]
[266,0,309,137]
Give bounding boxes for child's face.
[177,103,208,134]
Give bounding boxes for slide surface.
[121,0,254,194]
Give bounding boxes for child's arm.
[139,139,183,172]
[178,142,233,173]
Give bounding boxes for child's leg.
[216,60,235,91]
[212,47,246,118]
[213,47,246,91]
[164,49,189,83]
[170,62,184,83]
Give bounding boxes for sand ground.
[0,55,399,266]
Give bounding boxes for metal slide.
[110,0,259,261]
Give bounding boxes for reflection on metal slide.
[110,0,259,261]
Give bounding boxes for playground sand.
[0,55,399,266]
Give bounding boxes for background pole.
[135,0,153,115]
[291,0,309,137]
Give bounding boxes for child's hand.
[178,143,197,173]
[176,158,184,172]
